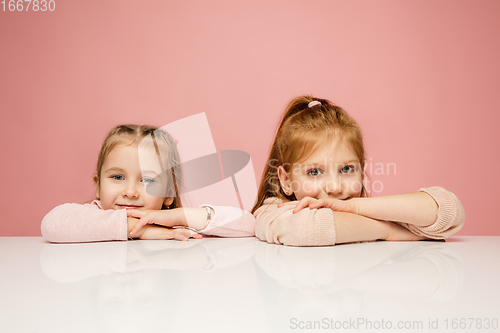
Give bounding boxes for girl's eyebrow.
[103,167,125,173]
[302,159,359,166]
[300,162,325,167]
[104,167,161,176]
[140,169,161,176]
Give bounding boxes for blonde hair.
[94,124,182,209]
[252,95,367,213]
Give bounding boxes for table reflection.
[40,238,257,282]
[252,241,464,331]
[37,238,465,332]
[39,238,257,332]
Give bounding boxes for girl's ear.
[93,174,100,200]
[163,196,174,207]
[277,166,293,196]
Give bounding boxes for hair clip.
[308,101,321,108]
[172,137,178,144]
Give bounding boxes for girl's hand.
[127,209,187,237]
[287,197,358,214]
[138,225,202,241]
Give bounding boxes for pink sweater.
[253,187,465,247]
[41,201,256,243]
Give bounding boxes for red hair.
[252,95,367,213]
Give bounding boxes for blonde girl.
[42,124,255,243]
[252,96,464,246]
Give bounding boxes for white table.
[1,237,499,333]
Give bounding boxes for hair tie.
[308,101,321,108]
[172,137,178,144]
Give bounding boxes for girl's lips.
[118,205,142,209]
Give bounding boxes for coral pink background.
[1,0,499,236]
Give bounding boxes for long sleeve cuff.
[41,203,128,243]
[403,187,465,239]
[198,205,256,237]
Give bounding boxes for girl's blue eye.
[340,166,355,174]
[307,169,322,176]
[111,175,124,180]
[142,177,154,184]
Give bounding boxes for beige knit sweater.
[253,187,465,247]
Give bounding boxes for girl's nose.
[325,176,343,196]
[122,182,139,198]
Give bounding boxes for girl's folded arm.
[353,192,439,227]
[41,203,128,243]
[352,187,465,239]
[254,202,420,247]
[254,203,336,246]
[198,205,256,238]
[126,206,257,238]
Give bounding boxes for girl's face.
[96,143,173,210]
[278,138,363,201]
